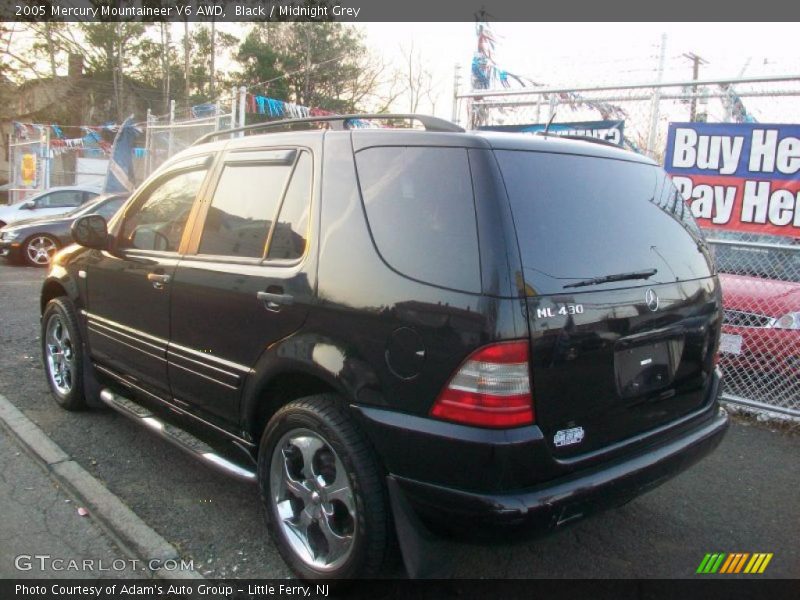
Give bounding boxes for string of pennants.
[13,120,148,157]
[13,95,378,161]
[720,85,757,123]
[471,21,626,121]
[244,94,376,127]
[471,22,537,91]
[551,92,627,121]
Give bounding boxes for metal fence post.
[451,63,461,125]
[238,86,247,131]
[547,94,557,122]
[144,108,152,177]
[167,99,175,158]
[646,33,667,157]
[43,127,51,190]
[230,87,237,132]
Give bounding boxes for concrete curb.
[0,393,204,581]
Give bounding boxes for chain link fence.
[456,74,800,162]
[8,131,49,204]
[708,233,799,417]
[144,93,237,179]
[456,75,800,418]
[6,99,237,201]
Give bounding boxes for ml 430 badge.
[536,304,585,319]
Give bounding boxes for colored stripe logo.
[697,553,773,574]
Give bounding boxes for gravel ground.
[1,261,798,579]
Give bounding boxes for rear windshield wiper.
[563,268,658,289]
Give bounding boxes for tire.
[258,394,389,579]
[41,297,87,411]
[23,234,60,267]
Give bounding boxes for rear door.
[168,142,318,427]
[494,149,720,457]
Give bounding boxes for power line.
[242,53,352,95]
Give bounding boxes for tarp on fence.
[479,120,626,146]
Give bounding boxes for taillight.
[430,340,534,428]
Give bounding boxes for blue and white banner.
[665,122,800,238]
[103,116,138,194]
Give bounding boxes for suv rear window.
[495,151,713,294]
[355,146,480,293]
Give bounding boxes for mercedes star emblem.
[645,288,659,312]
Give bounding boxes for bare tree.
[400,41,436,113]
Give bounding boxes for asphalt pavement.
[0,426,142,579]
[0,261,798,579]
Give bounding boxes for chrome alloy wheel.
[270,428,357,571]
[26,235,58,265]
[45,314,74,395]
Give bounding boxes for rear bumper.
[391,406,728,531]
[355,373,728,532]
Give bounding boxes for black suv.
[40,114,728,579]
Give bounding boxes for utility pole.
[303,29,312,106]
[209,20,216,98]
[451,63,461,124]
[683,52,707,121]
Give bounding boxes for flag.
[104,115,138,193]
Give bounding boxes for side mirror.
[22,200,35,210]
[71,214,109,250]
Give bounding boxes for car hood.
[718,272,800,317]
[2,215,71,230]
[0,202,26,221]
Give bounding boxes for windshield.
[66,199,103,217]
[495,150,714,294]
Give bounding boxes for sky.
[7,21,800,123]
[357,22,800,120]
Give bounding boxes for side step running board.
[99,389,256,483]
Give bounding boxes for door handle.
[257,291,293,311]
[147,272,171,290]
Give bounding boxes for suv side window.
[198,161,293,259]
[355,146,480,293]
[120,169,207,252]
[267,152,312,261]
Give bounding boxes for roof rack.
[535,132,622,149]
[192,113,464,145]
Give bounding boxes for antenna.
[542,110,558,135]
